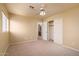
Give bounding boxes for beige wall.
[46,6,79,50]
[10,14,40,44]
[0,10,2,31]
[0,32,9,55]
[0,4,9,55]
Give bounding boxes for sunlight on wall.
[2,12,9,32]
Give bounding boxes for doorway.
[48,21,54,41]
[37,23,42,40]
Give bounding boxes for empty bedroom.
[0,3,79,56]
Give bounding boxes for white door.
[48,24,53,40]
[42,21,47,40]
[53,18,63,44]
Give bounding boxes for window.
[2,12,9,32]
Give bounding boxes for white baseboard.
[63,45,79,52]
[3,47,8,56]
[54,42,79,52]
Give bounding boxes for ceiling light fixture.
[29,4,46,16]
[40,8,46,16]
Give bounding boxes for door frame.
[47,20,54,41]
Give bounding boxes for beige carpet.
[5,40,79,56]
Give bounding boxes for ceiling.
[5,3,79,19]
